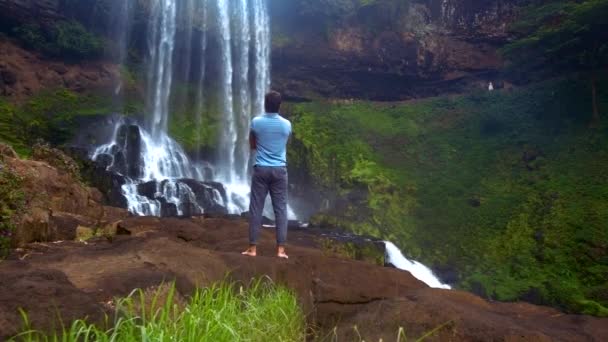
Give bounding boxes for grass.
[11,279,306,342]
[0,89,144,157]
[10,278,452,342]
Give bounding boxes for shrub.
[52,21,103,59]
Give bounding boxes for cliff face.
[270,0,526,100]
[0,0,525,101]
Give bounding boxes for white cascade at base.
[90,120,228,216]
[384,241,451,289]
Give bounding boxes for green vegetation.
[0,99,29,156]
[289,75,608,315]
[318,237,385,266]
[13,21,104,60]
[502,0,608,124]
[0,89,140,155]
[0,165,24,259]
[12,280,306,342]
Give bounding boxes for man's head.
[265,91,282,113]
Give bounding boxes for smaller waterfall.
[384,241,451,289]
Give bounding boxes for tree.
[502,0,608,125]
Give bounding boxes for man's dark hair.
[265,91,282,113]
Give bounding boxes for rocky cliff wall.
[0,0,526,101]
[269,0,527,100]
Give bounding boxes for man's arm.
[249,132,257,150]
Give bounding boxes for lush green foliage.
[289,75,608,315]
[0,99,29,156]
[12,280,306,342]
[502,0,608,72]
[0,89,136,154]
[13,21,104,60]
[0,166,24,259]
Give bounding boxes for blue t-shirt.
[251,113,292,167]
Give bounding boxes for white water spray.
[384,241,451,289]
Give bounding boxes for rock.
[468,197,481,207]
[5,152,126,246]
[0,69,17,85]
[94,153,114,169]
[100,220,122,237]
[177,179,229,216]
[159,198,178,218]
[50,64,68,75]
[75,226,95,241]
[111,124,143,178]
[49,212,95,241]
[32,143,81,180]
[0,143,18,159]
[523,147,545,171]
[15,207,51,246]
[137,181,158,200]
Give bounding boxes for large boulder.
[3,150,128,246]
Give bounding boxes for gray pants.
[249,166,288,246]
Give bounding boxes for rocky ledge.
[0,217,607,341]
[1,144,607,341]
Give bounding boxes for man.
[242,91,292,259]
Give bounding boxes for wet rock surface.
[0,216,607,341]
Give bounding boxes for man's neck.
[265,112,279,116]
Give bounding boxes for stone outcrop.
[1,146,128,246]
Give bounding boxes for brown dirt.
[0,38,119,101]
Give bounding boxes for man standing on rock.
[242,91,292,259]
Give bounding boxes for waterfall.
[108,0,133,98]
[384,241,451,289]
[91,0,277,217]
[147,0,177,139]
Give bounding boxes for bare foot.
[241,246,257,257]
[277,246,289,259]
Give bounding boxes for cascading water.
[384,241,451,289]
[91,0,276,218]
